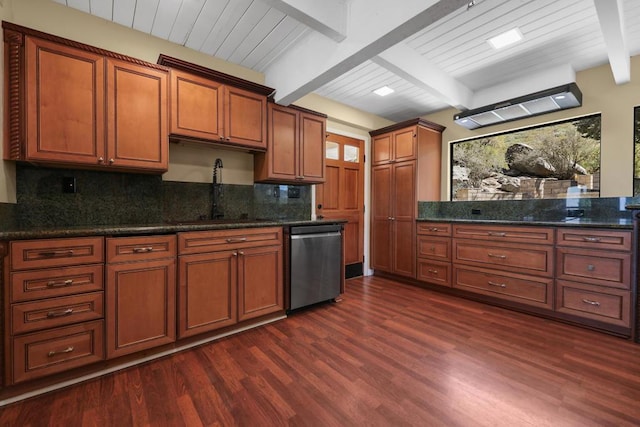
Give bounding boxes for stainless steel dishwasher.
[287,224,343,311]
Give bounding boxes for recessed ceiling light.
[373,86,394,96]
[487,28,523,50]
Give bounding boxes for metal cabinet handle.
[488,232,506,237]
[587,264,595,271]
[488,281,507,288]
[232,252,238,257]
[429,246,436,252]
[132,247,154,253]
[47,279,73,287]
[582,298,601,307]
[48,346,74,357]
[98,157,104,163]
[582,236,601,243]
[429,227,441,232]
[46,308,74,318]
[488,253,507,259]
[226,238,248,243]
[109,158,114,164]
[427,269,439,274]
[238,251,245,256]
[39,250,74,257]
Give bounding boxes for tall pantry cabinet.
[370,119,445,278]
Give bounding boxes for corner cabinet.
[158,55,273,150]
[369,119,445,278]
[254,103,327,184]
[3,22,168,173]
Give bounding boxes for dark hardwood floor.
[2,275,640,426]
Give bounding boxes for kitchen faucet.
[212,158,224,219]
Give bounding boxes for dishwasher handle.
[291,232,341,240]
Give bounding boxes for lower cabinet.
[415,221,634,337]
[106,236,177,359]
[177,227,283,338]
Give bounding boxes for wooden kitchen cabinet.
[555,228,632,330]
[5,236,105,385]
[159,55,273,150]
[106,58,168,171]
[3,23,169,173]
[106,236,176,359]
[451,223,555,309]
[416,222,452,287]
[254,103,327,184]
[177,227,283,338]
[369,119,444,278]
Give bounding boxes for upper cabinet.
[254,103,327,184]
[158,55,272,151]
[3,23,169,173]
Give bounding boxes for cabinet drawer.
[10,264,104,302]
[107,235,176,263]
[416,222,451,236]
[556,248,630,289]
[416,259,451,287]
[556,229,631,251]
[11,237,104,270]
[453,225,554,245]
[11,320,104,384]
[417,236,451,261]
[454,240,553,277]
[12,292,104,335]
[178,227,282,255]
[556,280,631,327]
[453,266,553,309]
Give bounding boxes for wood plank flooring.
[2,275,640,426]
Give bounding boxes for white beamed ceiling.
[51,0,640,123]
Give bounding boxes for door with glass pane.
[316,133,365,278]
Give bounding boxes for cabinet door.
[393,127,417,162]
[393,161,416,277]
[225,86,267,149]
[238,245,283,322]
[372,133,392,165]
[265,103,298,180]
[25,36,105,165]
[106,258,176,358]
[299,112,326,182]
[178,251,237,338]
[169,70,224,142]
[371,164,393,272]
[106,58,168,172]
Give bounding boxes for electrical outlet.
[63,177,77,193]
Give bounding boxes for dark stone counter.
[0,219,347,241]
[416,217,633,229]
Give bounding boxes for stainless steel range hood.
[453,83,582,130]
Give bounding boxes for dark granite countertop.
[416,217,633,229]
[0,219,347,241]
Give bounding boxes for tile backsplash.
[7,165,311,229]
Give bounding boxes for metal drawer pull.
[47,308,74,318]
[583,237,601,243]
[226,237,248,243]
[488,232,506,237]
[587,264,595,271]
[488,281,507,288]
[39,250,74,257]
[132,246,154,253]
[47,279,73,287]
[488,253,507,259]
[429,227,441,232]
[430,246,436,252]
[428,269,439,274]
[582,298,601,307]
[48,346,75,357]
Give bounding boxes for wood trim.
[270,101,328,118]
[369,118,446,136]
[4,27,23,160]
[157,54,274,96]
[2,22,168,72]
